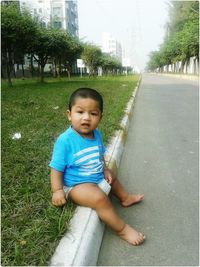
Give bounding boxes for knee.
[94,193,109,209]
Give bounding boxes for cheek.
[94,117,101,125]
[70,114,81,122]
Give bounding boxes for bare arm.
[103,158,114,185]
[50,168,66,206]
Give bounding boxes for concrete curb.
[152,72,199,81]
[50,77,141,266]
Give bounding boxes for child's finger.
[107,176,112,184]
[52,197,66,206]
[105,177,110,184]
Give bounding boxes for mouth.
[81,123,90,128]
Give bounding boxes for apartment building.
[19,0,79,37]
[50,0,78,37]
[102,32,122,63]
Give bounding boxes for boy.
[49,88,145,246]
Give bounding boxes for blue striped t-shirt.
[49,126,105,187]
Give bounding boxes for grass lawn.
[1,75,139,266]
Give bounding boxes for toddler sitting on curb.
[49,87,145,246]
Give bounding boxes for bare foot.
[117,224,145,246]
[121,193,144,207]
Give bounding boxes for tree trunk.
[40,64,45,82]
[13,64,16,78]
[39,56,48,82]
[58,59,61,80]
[39,59,45,83]
[22,63,25,79]
[66,69,71,79]
[30,55,34,77]
[6,50,12,86]
[54,60,57,78]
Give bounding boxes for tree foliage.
[1,3,83,85]
[147,1,199,71]
[1,3,124,85]
[100,53,122,75]
[30,28,81,82]
[81,45,122,76]
[1,3,38,85]
[81,43,102,76]
[58,36,82,78]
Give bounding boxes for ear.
[66,110,71,121]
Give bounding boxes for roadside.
[151,72,199,81]
[97,73,199,266]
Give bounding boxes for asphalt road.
[97,74,199,266]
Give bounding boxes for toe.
[137,194,144,201]
[138,233,145,243]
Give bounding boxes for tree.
[166,1,199,62]
[57,35,82,79]
[1,3,38,86]
[100,53,122,75]
[49,29,74,79]
[30,28,83,81]
[167,1,199,36]
[81,44,102,76]
[147,1,199,71]
[147,51,163,71]
[178,17,199,60]
[30,28,51,82]
[30,28,63,82]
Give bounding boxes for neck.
[71,126,94,139]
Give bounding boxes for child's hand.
[52,189,66,206]
[104,168,113,185]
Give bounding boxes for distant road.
[97,74,199,266]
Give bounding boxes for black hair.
[68,87,103,112]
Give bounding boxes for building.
[50,0,78,37]
[20,0,51,26]
[20,0,79,37]
[102,32,122,63]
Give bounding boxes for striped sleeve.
[49,135,68,172]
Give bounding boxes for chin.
[81,131,94,138]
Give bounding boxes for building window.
[53,7,62,17]
[53,21,62,29]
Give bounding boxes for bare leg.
[69,183,145,245]
[111,174,144,207]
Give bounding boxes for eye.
[91,112,98,116]
[77,110,83,114]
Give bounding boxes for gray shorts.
[63,179,111,199]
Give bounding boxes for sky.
[78,0,169,71]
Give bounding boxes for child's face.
[67,97,102,138]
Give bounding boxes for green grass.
[1,75,139,266]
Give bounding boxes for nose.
[83,112,90,120]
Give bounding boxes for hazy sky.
[78,0,169,70]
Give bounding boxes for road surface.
[97,74,199,266]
